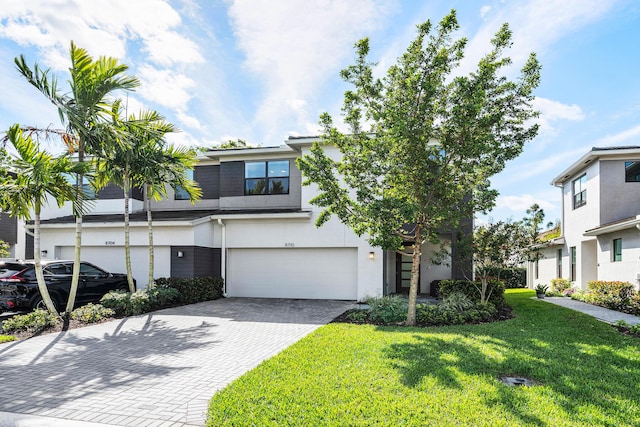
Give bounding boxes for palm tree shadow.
[0,313,219,414]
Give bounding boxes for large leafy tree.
[297,10,540,325]
[16,42,139,314]
[0,125,88,316]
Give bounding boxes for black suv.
[0,260,132,312]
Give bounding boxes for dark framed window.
[557,248,562,278]
[245,160,289,195]
[534,260,539,280]
[625,161,640,182]
[570,246,577,281]
[572,174,587,209]
[175,169,194,200]
[613,238,622,262]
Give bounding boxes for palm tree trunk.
[405,225,422,326]
[146,187,155,288]
[66,173,83,315]
[123,174,135,292]
[33,205,59,317]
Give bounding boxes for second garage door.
[226,247,357,300]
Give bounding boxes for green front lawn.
[208,289,640,426]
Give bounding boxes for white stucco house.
[529,146,640,290]
[14,136,470,301]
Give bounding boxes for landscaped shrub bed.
[155,276,224,304]
[439,279,506,307]
[482,267,526,288]
[340,292,507,327]
[572,280,640,314]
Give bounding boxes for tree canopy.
[297,10,541,325]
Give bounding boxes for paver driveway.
[0,298,353,426]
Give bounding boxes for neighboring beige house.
[19,136,470,300]
[529,146,640,290]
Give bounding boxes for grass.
[207,289,640,426]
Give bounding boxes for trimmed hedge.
[572,280,636,313]
[483,267,526,288]
[439,279,506,308]
[155,276,224,304]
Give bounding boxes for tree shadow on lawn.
[0,313,219,415]
[380,295,640,426]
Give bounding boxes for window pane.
[613,238,622,262]
[625,161,640,182]
[267,160,289,177]
[245,162,266,178]
[174,169,194,200]
[245,178,266,195]
[269,178,289,194]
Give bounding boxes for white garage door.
[227,248,357,300]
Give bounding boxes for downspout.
[218,218,227,297]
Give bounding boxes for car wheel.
[30,295,60,312]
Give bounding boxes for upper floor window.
[174,169,194,200]
[572,174,586,209]
[245,160,289,195]
[613,238,622,262]
[625,161,640,182]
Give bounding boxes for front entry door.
[396,252,419,294]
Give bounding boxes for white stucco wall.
[596,228,640,289]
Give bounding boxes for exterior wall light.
[177,251,184,258]
[368,251,375,260]
[41,250,48,257]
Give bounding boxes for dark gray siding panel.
[96,184,144,201]
[0,213,17,245]
[170,246,221,278]
[219,161,244,197]
[195,165,220,199]
[25,232,34,259]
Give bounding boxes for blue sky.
[0,0,638,225]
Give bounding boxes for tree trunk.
[33,206,59,317]
[405,225,422,326]
[65,172,83,315]
[146,187,155,289]
[123,174,135,292]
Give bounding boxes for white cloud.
[533,97,585,136]
[227,0,393,140]
[137,65,196,111]
[480,5,491,18]
[176,111,204,131]
[596,124,640,146]
[495,193,556,213]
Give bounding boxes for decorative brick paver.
[0,298,353,426]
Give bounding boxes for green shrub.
[416,302,497,326]
[100,290,132,316]
[586,280,635,311]
[129,290,152,315]
[364,295,407,324]
[147,286,180,308]
[70,303,115,323]
[345,309,368,323]
[0,335,16,343]
[550,278,572,293]
[439,280,505,307]
[2,309,59,333]
[155,276,224,304]
[440,292,474,312]
[483,267,526,288]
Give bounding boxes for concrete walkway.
[0,298,354,427]
[540,296,640,325]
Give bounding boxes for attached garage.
[226,247,358,300]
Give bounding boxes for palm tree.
[94,108,178,290]
[134,142,201,287]
[0,125,88,316]
[15,41,139,314]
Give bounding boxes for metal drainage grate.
[500,376,537,387]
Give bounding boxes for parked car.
[0,260,133,312]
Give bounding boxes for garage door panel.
[227,248,357,300]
